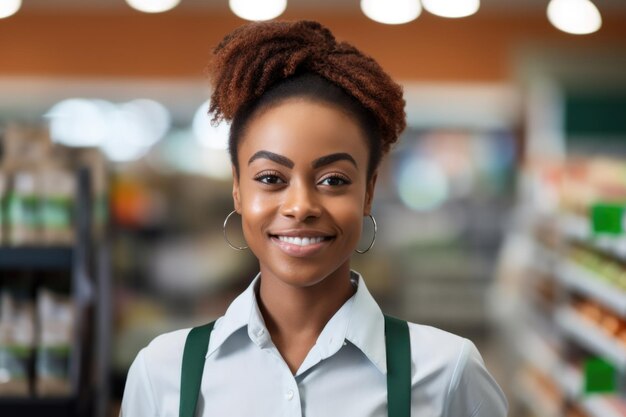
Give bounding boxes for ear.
[364,171,378,216]
[232,165,242,212]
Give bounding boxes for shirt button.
[256,329,265,337]
[285,389,294,401]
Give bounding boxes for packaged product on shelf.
[574,298,626,341]
[2,123,51,246]
[39,162,75,246]
[5,172,39,246]
[0,290,35,397]
[1,124,43,166]
[35,288,74,397]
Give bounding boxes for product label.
[40,196,73,229]
[591,203,625,235]
[584,357,616,394]
[6,192,39,228]
[0,344,31,380]
[36,345,71,380]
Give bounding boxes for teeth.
[277,236,325,246]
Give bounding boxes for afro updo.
[206,20,406,181]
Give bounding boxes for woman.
[121,20,508,417]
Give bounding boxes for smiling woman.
[120,20,508,417]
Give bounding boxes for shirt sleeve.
[445,339,508,417]
[120,348,160,417]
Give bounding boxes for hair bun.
[208,20,338,122]
[207,20,406,156]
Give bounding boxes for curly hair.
[206,20,406,181]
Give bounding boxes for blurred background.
[0,1,625,416]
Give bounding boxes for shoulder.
[142,327,192,364]
[131,327,194,398]
[406,321,469,373]
[121,327,194,416]
[405,322,508,417]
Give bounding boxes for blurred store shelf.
[0,131,111,417]
[558,213,626,264]
[581,396,626,417]
[514,368,563,417]
[556,307,626,371]
[556,261,626,317]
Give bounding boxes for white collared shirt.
[121,270,508,417]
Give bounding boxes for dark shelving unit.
[0,247,73,269]
[0,397,78,416]
[0,167,110,417]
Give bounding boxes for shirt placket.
[250,323,304,417]
[267,344,305,417]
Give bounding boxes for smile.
[269,234,335,257]
[276,236,328,246]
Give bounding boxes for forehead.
[239,99,369,164]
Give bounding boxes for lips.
[268,230,335,257]
[270,229,333,236]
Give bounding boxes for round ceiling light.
[0,0,22,19]
[421,0,480,18]
[125,0,181,14]
[229,0,287,21]
[547,0,602,35]
[360,0,422,25]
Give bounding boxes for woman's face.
[232,98,377,288]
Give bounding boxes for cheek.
[326,194,366,240]
[239,183,276,240]
[245,192,273,217]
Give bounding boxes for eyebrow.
[312,153,357,169]
[248,150,357,169]
[248,150,294,168]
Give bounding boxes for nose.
[280,179,322,221]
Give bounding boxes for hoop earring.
[223,210,248,251]
[355,214,377,254]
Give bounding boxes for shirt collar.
[206,269,387,374]
[206,271,263,357]
[344,270,387,374]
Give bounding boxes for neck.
[256,262,356,344]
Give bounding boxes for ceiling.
[19,0,626,13]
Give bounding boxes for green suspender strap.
[384,314,412,417]
[179,321,216,417]
[179,316,411,417]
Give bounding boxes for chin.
[260,256,350,289]
[277,265,330,287]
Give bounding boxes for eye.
[319,175,351,187]
[254,171,285,185]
